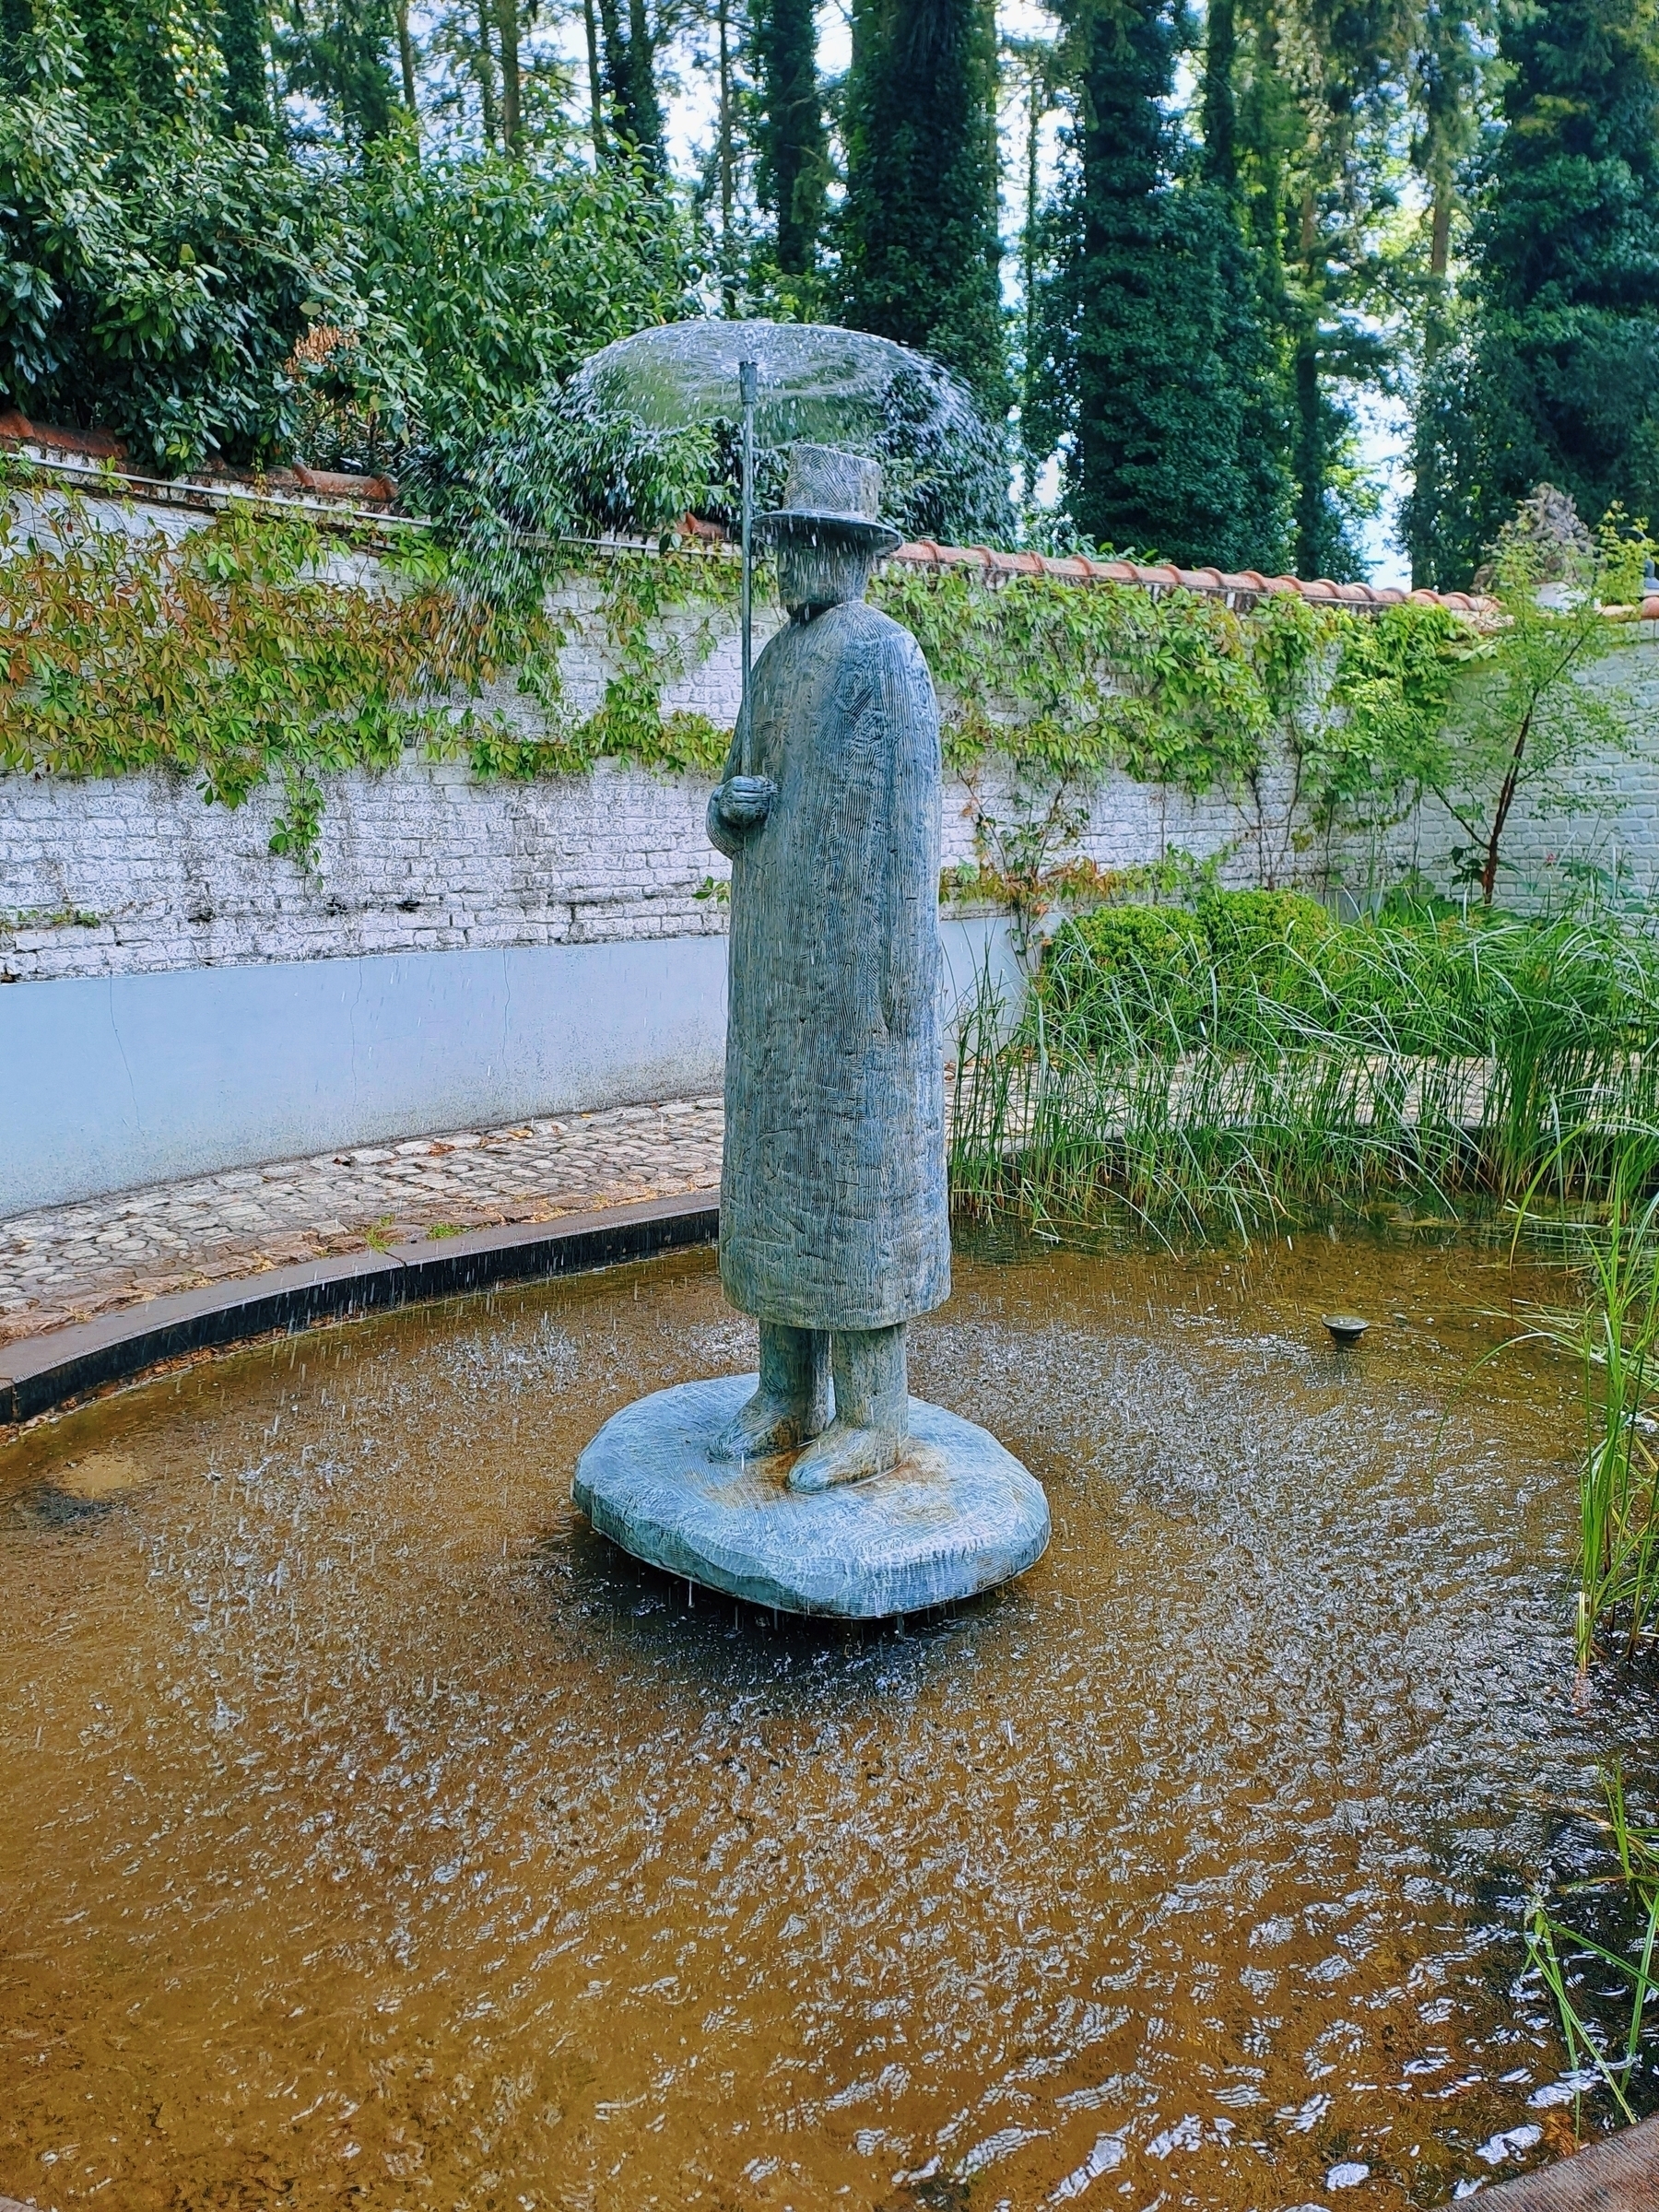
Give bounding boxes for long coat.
[710,596,951,1331]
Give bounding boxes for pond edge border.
[0,1194,719,1427]
[6,1206,1659,2203]
[1479,2112,1659,2206]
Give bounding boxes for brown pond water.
[0,1232,1652,2212]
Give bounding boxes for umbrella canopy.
[564,319,987,461]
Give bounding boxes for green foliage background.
[5,0,1659,615]
[0,3,694,480]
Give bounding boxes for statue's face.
[776,529,875,615]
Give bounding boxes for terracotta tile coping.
[18,409,1659,621]
[0,1193,717,1428]
[0,408,397,505]
[4,409,1522,616]
[888,535,1498,612]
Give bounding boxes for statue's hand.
[715,775,775,832]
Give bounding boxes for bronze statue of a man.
[707,445,950,1492]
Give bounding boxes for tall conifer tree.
[1400,2,1488,581]
[1408,0,1659,584]
[839,0,1006,414]
[596,0,665,172]
[756,0,826,279]
[1201,0,1411,579]
[219,0,272,127]
[283,0,399,141]
[1039,0,1287,568]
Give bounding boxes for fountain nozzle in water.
[1323,1313,1371,1347]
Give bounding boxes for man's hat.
[758,443,902,554]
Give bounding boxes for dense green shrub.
[0,6,694,482]
[0,28,380,470]
[1041,902,1209,1051]
[1042,888,1340,1050]
[1194,888,1334,1009]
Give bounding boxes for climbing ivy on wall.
[0,490,501,862]
[463,547,733,783]
[1,458,1477,873]
[871,562,1471,830]
[0,466,735,859]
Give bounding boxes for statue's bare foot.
[711,1389,813,1462]
[786,1419,903,1492]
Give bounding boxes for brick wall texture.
[3,559,1656,985]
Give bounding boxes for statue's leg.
[711,1322,830,1460]
[786,1324,909,1493]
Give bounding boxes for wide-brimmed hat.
[758,443,902,554]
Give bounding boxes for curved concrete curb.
[2,2124,1655,2212]
[1480,2115,1659,2206]
[0,1194,717,1427]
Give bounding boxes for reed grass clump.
[949,891,1659,1236]
[1501,1132,1659,1671]
[1526,1762,1659,2122]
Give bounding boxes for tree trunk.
[597,0,627,144]
[624,0,664,169]
[219,0,272,130]
[1481,707,1535,905]
[582,0,606,158]
[396,0,417,112]
[1292,337,1324,578]
[474,0,499,143]
[1201,0,1236,192]
[497,0,522,150]
[717,0,735,311]
[1022,54,1041,448]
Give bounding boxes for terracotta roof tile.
[1,413,398,511]
[3,411,1498,613]
[888,540,1493,614]
[0,409,127,461]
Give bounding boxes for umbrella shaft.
[739,360,756,775]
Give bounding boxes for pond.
[0,1232,1648,2209]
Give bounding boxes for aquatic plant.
[1501,1131,1659,1670]
[949,898,1659,1241]
[1526,1762,1659,2122]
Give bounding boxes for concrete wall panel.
[0,937,729,1213]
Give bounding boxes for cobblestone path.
[0,1099,724,1346]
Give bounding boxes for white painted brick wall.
[1366,631,1659,900]
[4,542,1655,985]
